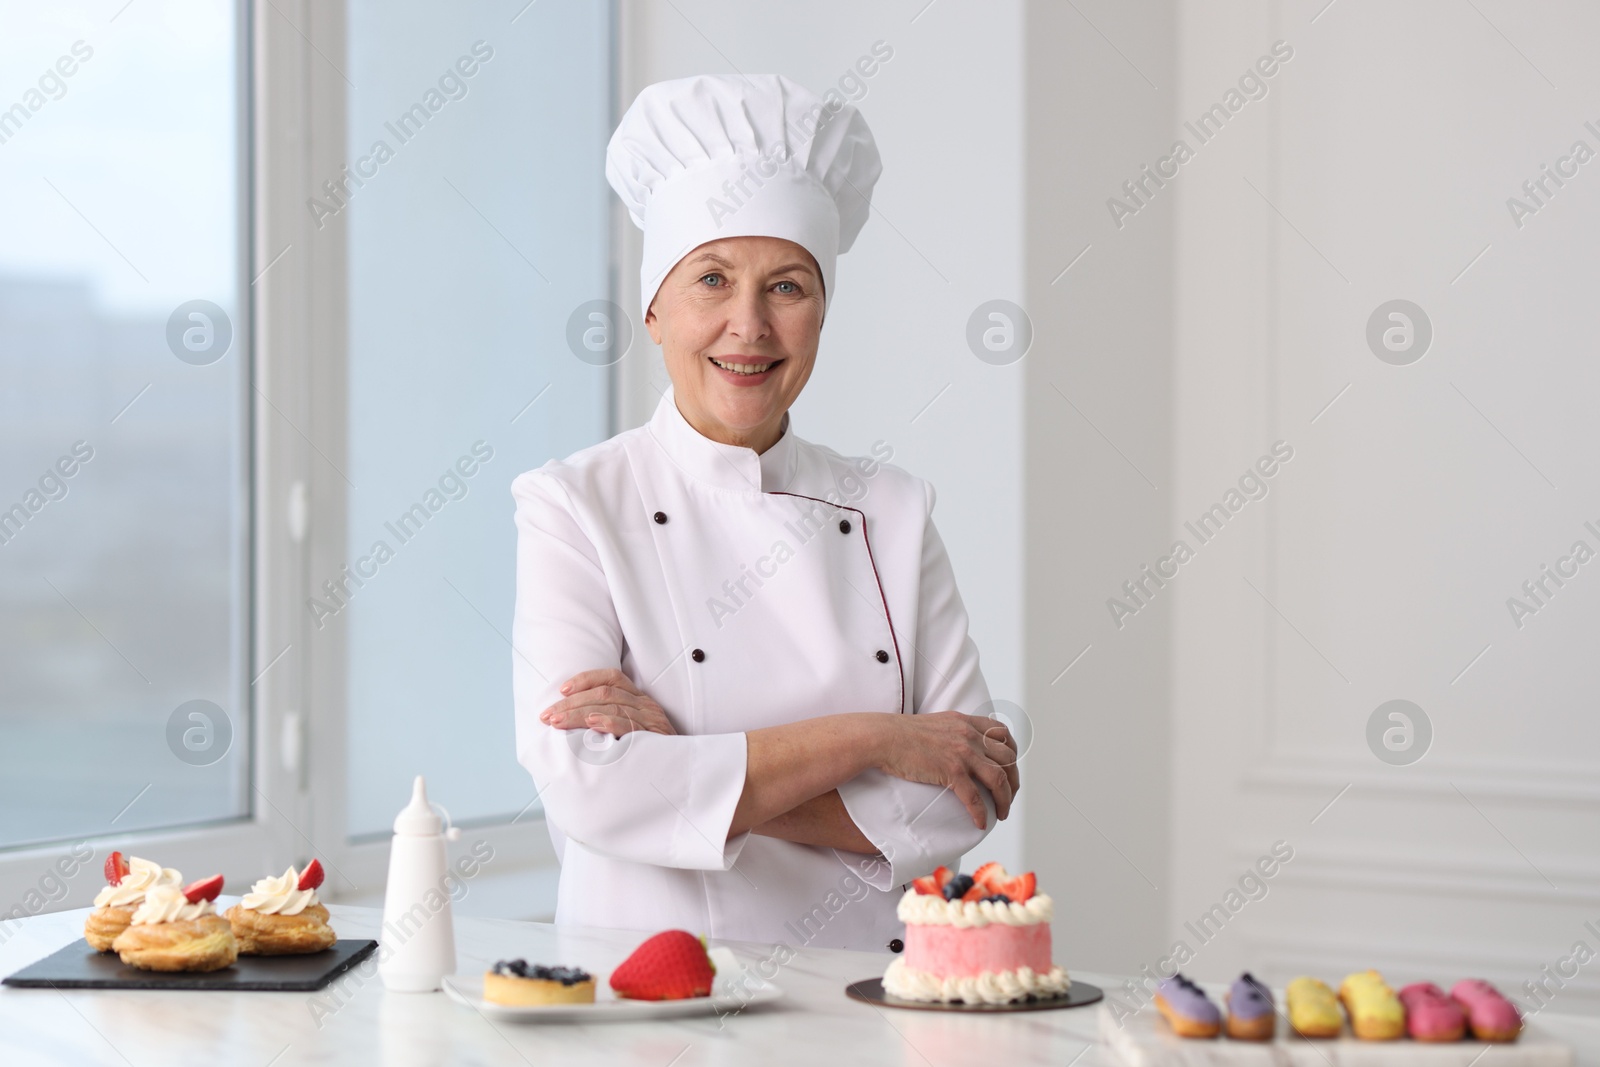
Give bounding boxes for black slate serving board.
[2,938,378,991]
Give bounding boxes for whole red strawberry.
[609,930,716,1001]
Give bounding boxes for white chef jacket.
[510,389,994,950]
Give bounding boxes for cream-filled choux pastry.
[110,876,237,973]
[84,852,181,952]
[224,859,335,955]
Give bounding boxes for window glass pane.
[0,1,250,848]
[343,1,613,837]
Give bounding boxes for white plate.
[441,947,784,1023]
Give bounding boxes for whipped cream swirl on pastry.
[93,856,181,908]
[883,958,1071,1004]
[896,891,1053,928]
[130,884,215,924]
[241,865,318,915]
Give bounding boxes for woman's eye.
[774,280,798,294]
[700,273,723,287]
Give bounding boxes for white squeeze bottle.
[379,775,461,992]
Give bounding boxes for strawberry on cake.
[882,862,1070,1005]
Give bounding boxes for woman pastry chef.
[512,74,1018,950]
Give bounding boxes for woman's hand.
[873,712,1020,828]
[539,669,678,737]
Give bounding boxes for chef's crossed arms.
[539,666,1020,848]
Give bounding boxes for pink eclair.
[1451,979,1522,1042]
[1399,983,1465,1042]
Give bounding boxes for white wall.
[1168,0,1600,1015]
[617,0,1028,875]
[1022,0,1178,976]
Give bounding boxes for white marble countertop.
[3,905,1598,1066]
[0,903,1112,1066]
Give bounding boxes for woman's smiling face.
[645,235,823,454]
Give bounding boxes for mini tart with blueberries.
[484,959,596,1006]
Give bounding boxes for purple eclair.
[1226,972,1276,1040]
[1156,973,1221,1038]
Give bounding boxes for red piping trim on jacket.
[769,491,906,715]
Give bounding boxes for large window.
[0,0,614,914]
[0,1,250,848]
[341,0,615,837]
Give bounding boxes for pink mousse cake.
[882,863,1070,1004]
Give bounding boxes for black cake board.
[847,977,1103,1013]
[2,938,378,992]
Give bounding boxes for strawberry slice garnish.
[911,865,955,896]
[961,883,988,902]
[103,851,130,886]
[181,874,224,903]
[609,930,716,1000]
[996,871,1036,903]
[297,858,325,891]
[972,861,1006,891]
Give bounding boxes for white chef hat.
[605,74,882,322]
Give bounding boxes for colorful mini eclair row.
[1159,971,1521,1043]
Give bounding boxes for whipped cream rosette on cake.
[882,862,1070,1005]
